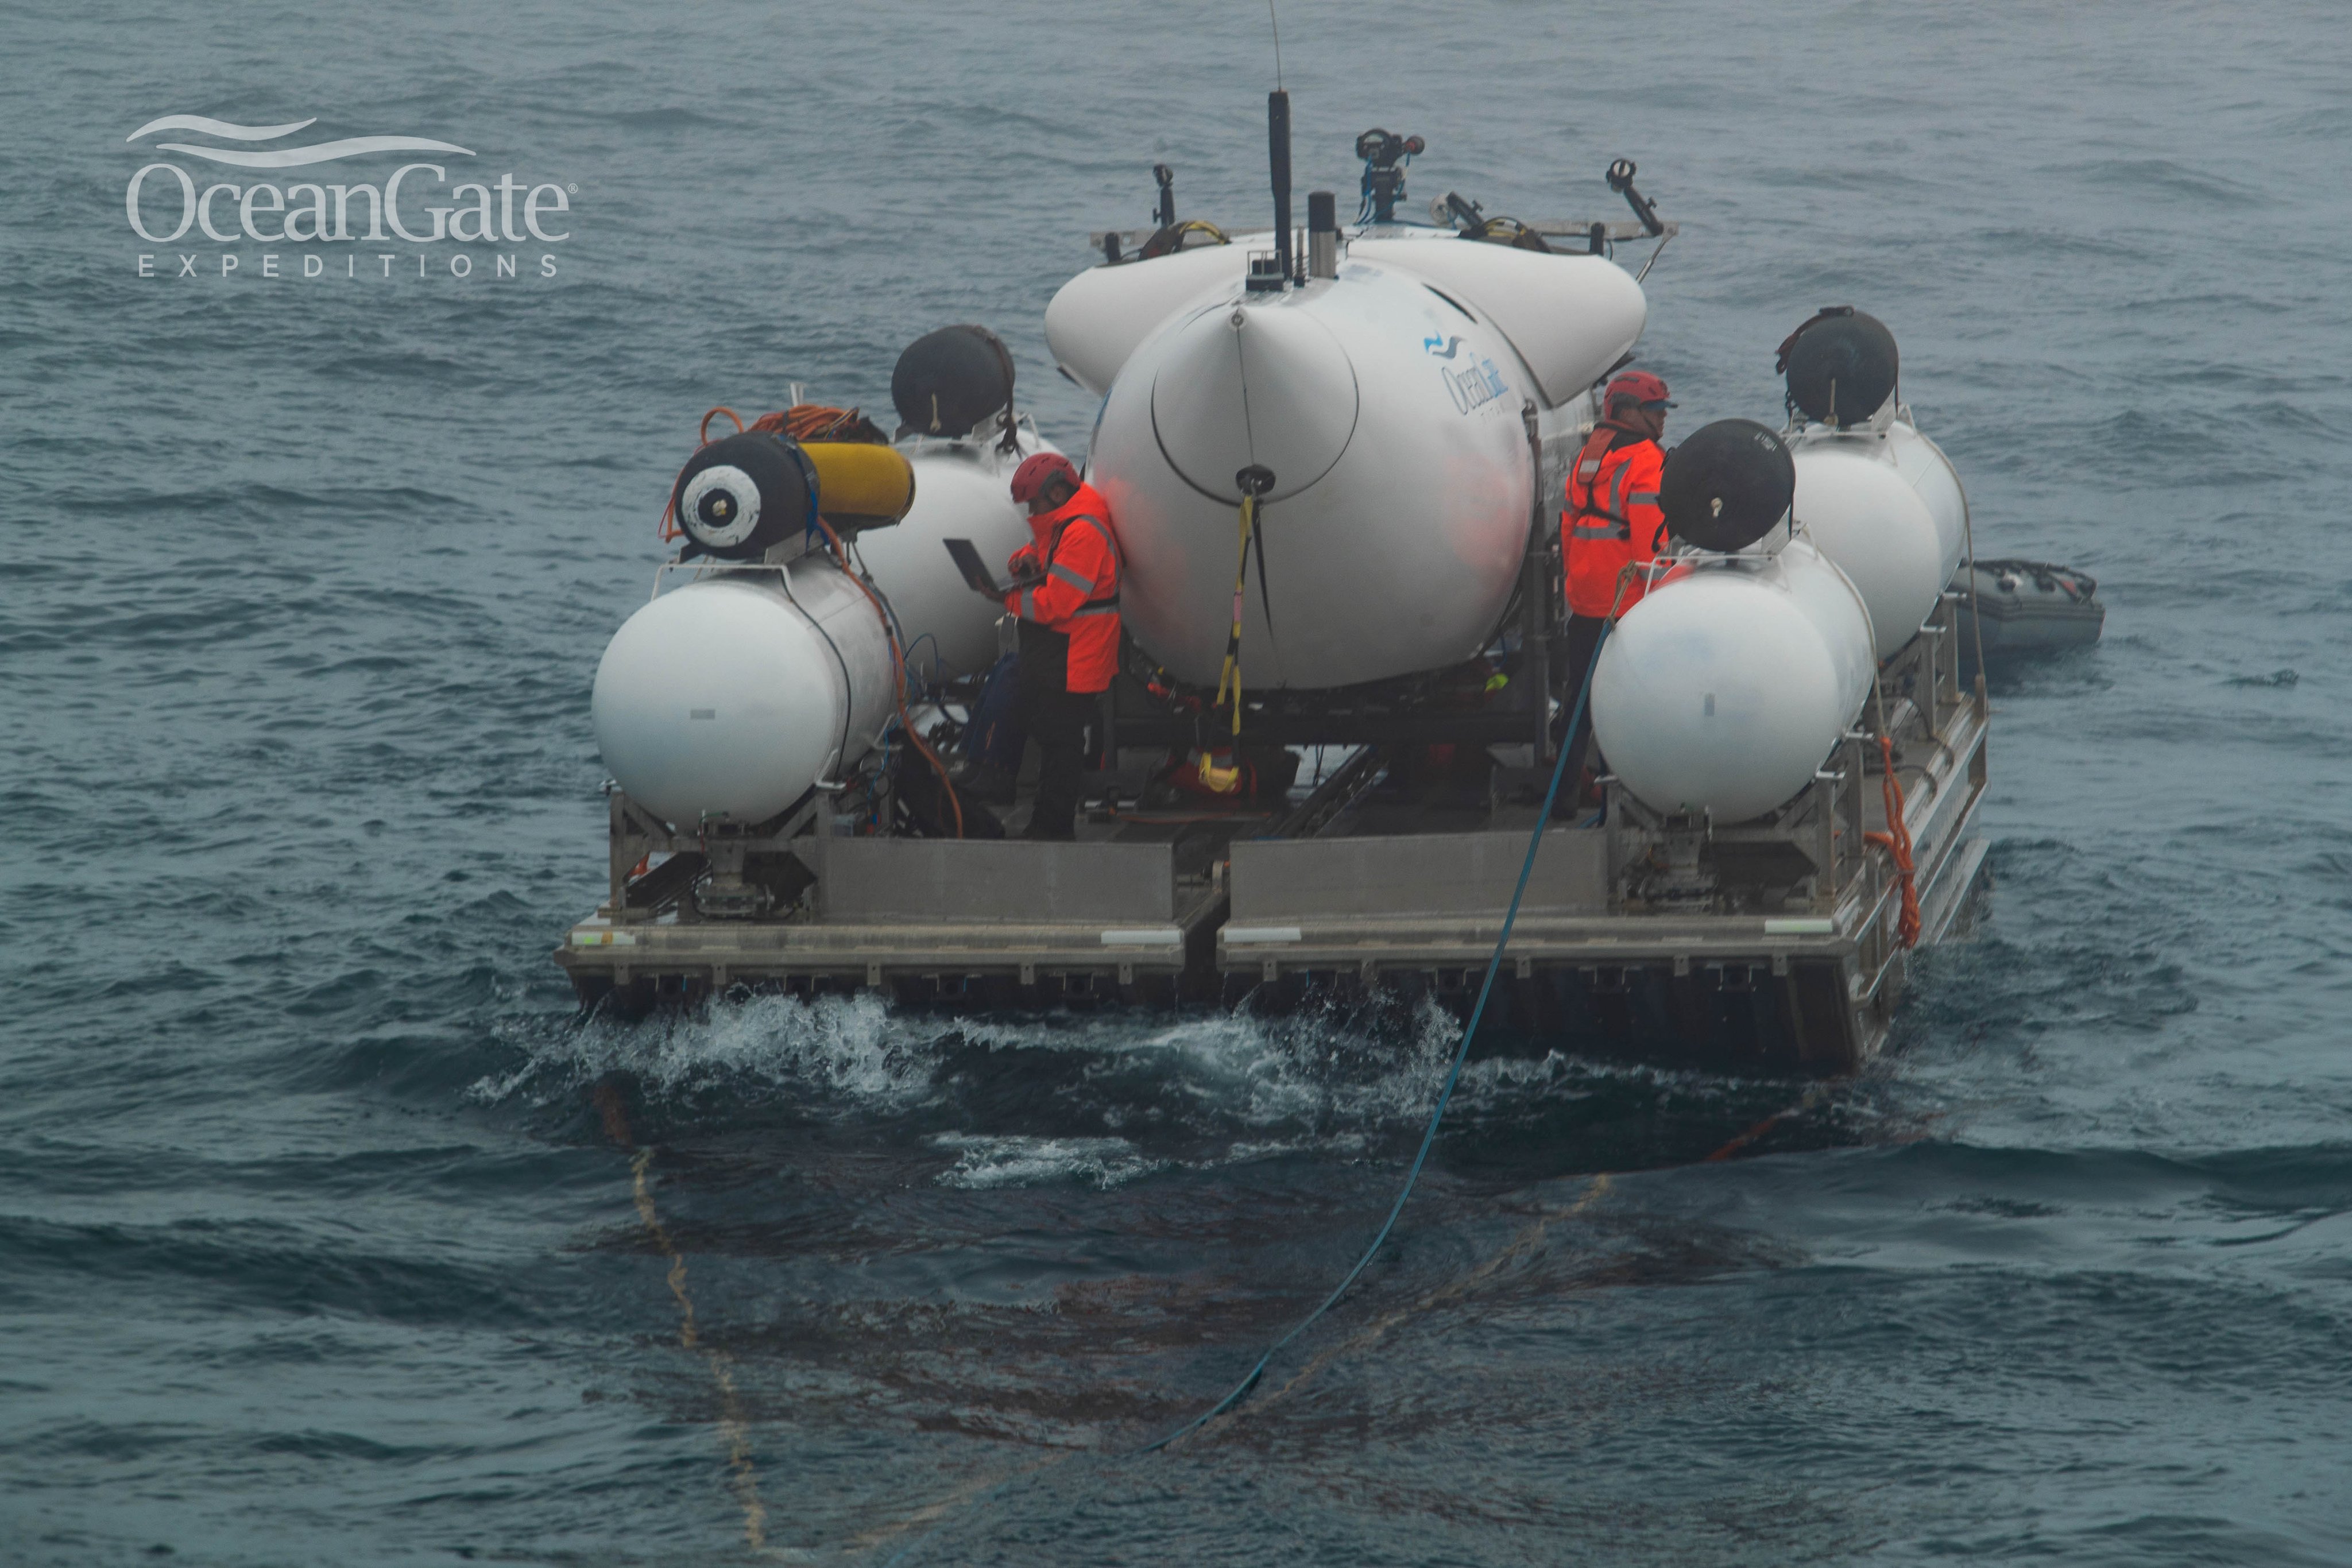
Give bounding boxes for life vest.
[1561,424,1668,618]
[1005,481,1122,694]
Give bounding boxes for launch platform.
[557,113,2025,1078]
[556,592,1984,1075]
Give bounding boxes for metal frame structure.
[555,400,1989,1075]
[559,594,1984,1077]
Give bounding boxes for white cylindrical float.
[1776,309,1969,598]
[852,431,1056,680]
[1788,439,1945,661]
[1884,418,1968,583]
[1590,540,1872,824]
[591,562,896,827]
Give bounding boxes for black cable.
[1131,618,1612,1457]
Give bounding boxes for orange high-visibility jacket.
[1562,425,1668,618]
[1005,481,1122,693]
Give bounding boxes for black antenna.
[1268,90,1293,285]
[1268,0,1283,90]
[1152,162,1175,229]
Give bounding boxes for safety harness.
[1565,422,1665,549]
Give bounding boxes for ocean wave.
[929,1132,1167,1190]
[473,990,940,1112]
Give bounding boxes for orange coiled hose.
[656,407,748,540]
[760,404,888,443]
[1863,733,1921,950]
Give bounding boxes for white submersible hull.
[1055,234,1645,688]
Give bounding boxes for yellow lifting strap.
[1213,493,1258,739]
[1200,492,1259,795]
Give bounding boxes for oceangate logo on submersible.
[121,114,575,282]
[1441,353,1509,415]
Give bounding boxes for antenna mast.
[1268,90,1293,284]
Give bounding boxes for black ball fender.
[1782,309,1900,428]
[1659,419,1796,552]
[671,432,817,561]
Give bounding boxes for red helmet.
[1603,370,1674,409]
[1009,451,1080,504]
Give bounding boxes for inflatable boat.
[1953,559,2105,668]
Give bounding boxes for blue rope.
[878,642,1611,1563]
[1131,620,1610,1455]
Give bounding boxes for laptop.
[944,537,1042,599]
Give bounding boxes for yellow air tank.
[803,441,916,529]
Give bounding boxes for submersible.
[557,101,2041,1074]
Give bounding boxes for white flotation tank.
[1590,539,1873,823]
[1344,237,1647,404]
[1086,256,1533,688]
[852,429,1057,679]
[1050,231,1649,415]
[1884,416,1968,583]
[1786,436,1945,660]
[1046,242,1251,396]
[591,563,895,827]
[1775,311,1969,623]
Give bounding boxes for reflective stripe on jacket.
[1561,425,1667,618]
[1005,481,1122,693]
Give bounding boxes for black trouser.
[1551,613,1608,775]
[1014,681,1096,838]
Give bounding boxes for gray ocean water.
[6,1,2352,1562]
